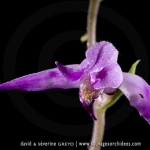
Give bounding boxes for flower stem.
[89,99,106,150]
[87,0,102,48]
[87,0,104,150]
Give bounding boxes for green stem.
[89,99,106,150]
[87,0,101,48]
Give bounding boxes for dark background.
[1,0,150,149]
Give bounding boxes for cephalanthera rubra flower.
[0,41,150,123]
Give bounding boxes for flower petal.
[119,73,150,124]
[0,67,81,91]
[80,59,89,70]
[79,75,103,120]
[86,41,118,72]
[90,63,123,90]
[79,90,97,120]
[55,61,84,82]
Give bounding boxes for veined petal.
[55,61,84,82]
[86,41,118,72]
[90,63,123,90]
[0,67,81,91]
[119,73,150,124]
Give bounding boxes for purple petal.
[79,90,97,120]
[79,76,103,120]
[90,63,123,90]
[0,67,81,91]
[80,59,89,71]
[86,41,118,72]
[119,73,150,124]
[55,61,84,82]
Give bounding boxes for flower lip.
[79,90,97,120]
[79,75,103,120]
[82,99,97,120]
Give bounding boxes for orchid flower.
[0,41,150,124]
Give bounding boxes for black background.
[1,0,150,149]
